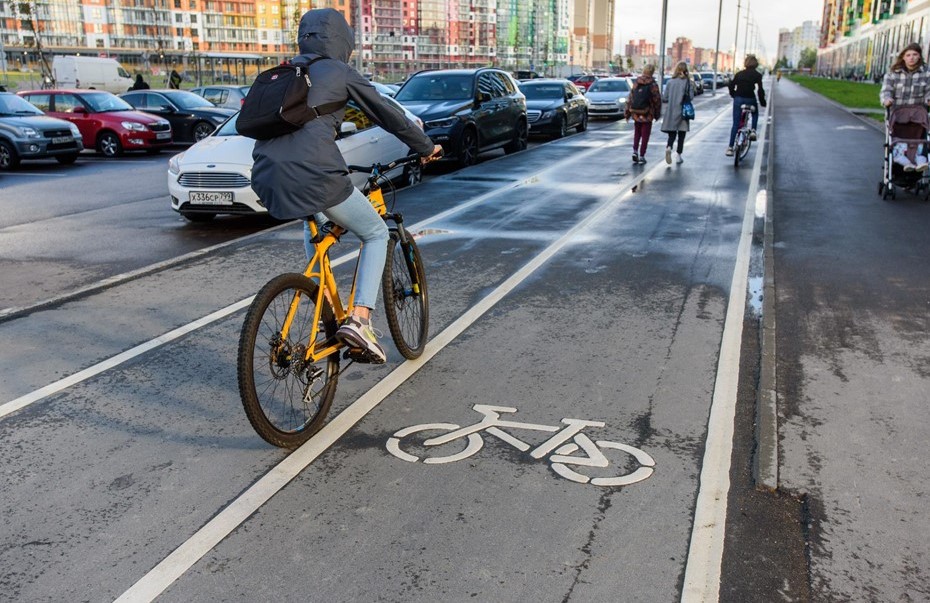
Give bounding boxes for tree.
[775,56,791,70]
[799,47,817,70]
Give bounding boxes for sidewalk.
[772,79,930,599]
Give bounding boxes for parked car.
[518,78,588,138]
[167,95,425,221]
[393,67,527,167]
[568,74,599,92]
[18,89,172,156]
[691,73,705,95]
[0,92,84,170]
[700,71,729,90]
[372,82,399,97]
[120,89,235,143]
[584,77,633,119]
[189,85,251,110]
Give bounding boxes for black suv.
[394,68,527,167]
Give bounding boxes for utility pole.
[743,0,752,59]
[733,0,742,71]
[712,0,723,94]
[658,0,668,80]
[355,0,363,72]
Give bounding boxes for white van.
[52,56,133,93]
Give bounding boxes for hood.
[400,100,474,122]
[297,8,354,62]
[586,90,628,102]
[180,134,256,167]
[0,114,75,131]
[525,98,565,111]
[104,110,169,125]
[190,106,237,119]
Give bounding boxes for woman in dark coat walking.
[249,8,441,363]
[625,64,662,164]
[661,62,694,164]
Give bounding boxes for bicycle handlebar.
[347,153,426,175]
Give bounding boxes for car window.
[520,83,565,100]
[55,93,85,113]
[589,80,629,93]
[343,101,374,131]
[162,90,212,109]
[0,93,44,115]
[567,83,581,96]
[82,93,134,112]
[215,112,239,136]
[21,93,51,112]
[477,73,494,99]
[395,74,474,102]
[200,88,228,105]
[146,93,174,110]
[490,72,513,96]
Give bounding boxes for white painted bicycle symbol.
[386,405,656,486]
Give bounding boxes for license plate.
[156,132,171,140]
[51,136,73,144]
[189,191,233,204]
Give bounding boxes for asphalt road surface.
[5,84,924,602]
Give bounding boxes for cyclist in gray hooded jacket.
[250,8,441,363]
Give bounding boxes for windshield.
[215,112,239,136]
[83,92,134,112]
[589,80,630,93]
[162,90,213,109]
[0,94,43,116]
[520,84,565,100]
[395,74,474,102]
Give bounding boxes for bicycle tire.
[381,232,429,359]
[739,136,752,162]
[237,273,339,449]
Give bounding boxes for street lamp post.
[712,0,723,94]
[658,0,668,80]
[733,0,742,72]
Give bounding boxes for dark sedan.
[120,90,235,143]
[520,79,588,138]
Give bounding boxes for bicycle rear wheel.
[238,273,339,449]
[382,232,429,359]
[738,135,752,162]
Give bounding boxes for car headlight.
[19,126,41,139]
[168,152,184,175]
[122,121,148,132]
[424,116,458,129]
[68,124,81,138]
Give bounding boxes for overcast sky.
[614,0,824,61]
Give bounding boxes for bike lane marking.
[680,96,771,603]
[114,113,734,602]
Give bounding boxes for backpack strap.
[291,55,346,119]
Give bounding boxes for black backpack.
[236,58,344,140]
[628,82,653,113]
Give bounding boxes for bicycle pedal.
[343,347,384,364]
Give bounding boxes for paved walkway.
[773,79,930,600]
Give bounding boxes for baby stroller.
[879,105,930,201]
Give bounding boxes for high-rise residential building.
[669,36,694,65]
[0,0,613,84]
[776,20,819,68]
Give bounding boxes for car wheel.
[0,140,21,170]
[55,153,79,165]
[576,111,588,133]
[504,119,528,154]
[97,132,123,157]
[402,161,423,187]
[192,121,214,142]
[181,212,216,222]
[458,128,479,167]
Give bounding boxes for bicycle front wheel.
[738,135,752,162]
[237,273,339,449]
[382,232,429,359]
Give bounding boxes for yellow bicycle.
[237,154,430,449]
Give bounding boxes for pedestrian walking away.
[625,64,662,164]
[726,54,766,156]
[661,61,694,165]
[168,67,182,89]
[129,73,150,91]
[249,8,442,364]
[879,42,930,172]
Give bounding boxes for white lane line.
[680,101,771,602]
[114,141,673,603]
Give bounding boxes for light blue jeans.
[303,187,388,310]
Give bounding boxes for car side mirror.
[71,106,87,114]
[565,92,573,101]
[339,121,358,137]
[476,91,491,103]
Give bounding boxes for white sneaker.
[894,154,917,171]
[725,147,734,157]
[665,147,672,165]
[916,156,929,172]
[675,152,684,164]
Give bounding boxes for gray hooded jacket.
[250,8,434,220]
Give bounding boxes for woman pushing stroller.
[880,43,930,172]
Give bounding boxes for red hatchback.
[18,89,173,157]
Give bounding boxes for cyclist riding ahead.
[726,53,767,157]
[250,8,442,364]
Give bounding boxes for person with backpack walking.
[625,64,662,163]
[249,8,442,364]
[661,62,694,165]
[726,54,766,156]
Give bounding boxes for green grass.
[787,74,882,111]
